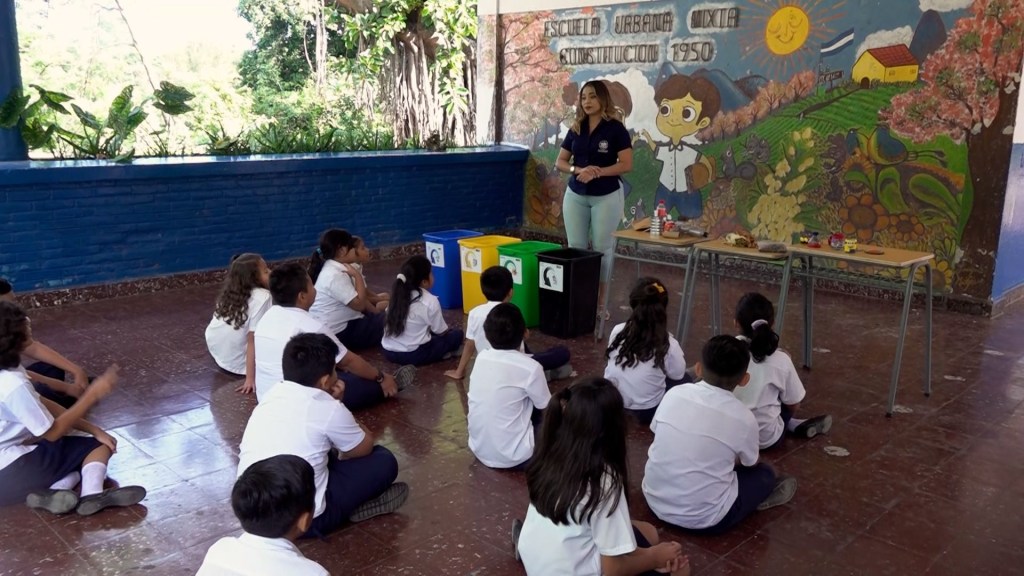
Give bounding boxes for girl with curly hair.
[204,254,271,393]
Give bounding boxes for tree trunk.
[958,87,1019,299]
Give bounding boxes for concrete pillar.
[0,0,27,161]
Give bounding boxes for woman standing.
[554,80,633,319]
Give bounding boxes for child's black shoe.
[26,489,79,515]
[794,415,832,439]
[349,482,409,522]
[75,485,147,516]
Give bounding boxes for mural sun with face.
[745,0,847,78]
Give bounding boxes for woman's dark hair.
[213,253,264,330]
[232,454,316,539]
[282,333,339,387]
[735,292,779,362]
[606,277,670,370]
[385,255,432,338]
[0,301,30,370]
[269,263,310,307]
[309,229,361,283]
[527,377,628,525]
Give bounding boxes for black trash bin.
[537,248,603,338]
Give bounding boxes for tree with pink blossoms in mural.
[884,0,1024,298]
[498,12,571,146]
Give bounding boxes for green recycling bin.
[497,241,562,328]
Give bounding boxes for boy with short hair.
[252,263,414,410]
[643,335,796,535]
[197,454,328,575]
[445,266,571,382]
[1,278,92,409]
[238,333,408,537]
[467,303,551,469]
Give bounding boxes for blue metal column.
[0,0,27,161]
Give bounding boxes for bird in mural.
[846,125,947,167]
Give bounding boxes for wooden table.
[596,229,707,340]
[680,239,791,346]
[778,244,935,415]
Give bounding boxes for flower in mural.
[839,193,891,243]
[889,213,926,243]
[749,192,802,242]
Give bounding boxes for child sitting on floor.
[381,255,464,366]
[643,335,795,535]
[515,377,690,576]
[604,277,690,425]
[308,229,388,352]
[468,303,551,470]
[197,454,328,575]
[204,254,272,394]
[238,333,409,537]
[445,266,571,382]
[733,293,831,449]
[1,279,92,409]
[0,301,146,516]
[252,263,414,411]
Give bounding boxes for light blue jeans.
[562,186,624,283]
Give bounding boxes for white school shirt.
[734,345,807,448]
[205,288,272,375]
[603,323,686,410]
[381,289,447,352]
[465,300,500,352]
[237,381,365,518]
[196,532,328,576]
[518,479,637,576]
[655,135,702,191]
[643,381,760,529]
[309,260,364,334]
[467,349,550,468]
[252,306,347,402]
[0,367,53,471]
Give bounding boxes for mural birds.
[846,125,947,166]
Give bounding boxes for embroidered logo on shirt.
[598,140,609,153]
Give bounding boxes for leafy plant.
[0,81,194,161]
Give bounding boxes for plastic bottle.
[650,213,661,237]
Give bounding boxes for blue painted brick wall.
[0,146,529,290]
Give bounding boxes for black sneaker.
[512,518,523,562]
[794,415,833,439]
[75,486,147,516]
[26,489,79,515]
[349,482,409,522]
[757,475,797,511]
[393,365,416,392]
[544,363,573,382]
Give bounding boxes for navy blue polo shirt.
[560,118,631,196]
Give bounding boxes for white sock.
[786,418,807,432]
[49,471,81,491]
[80,462,108,497]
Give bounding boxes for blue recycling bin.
[423,230,483,309]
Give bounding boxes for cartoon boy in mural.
[636,74,721,219]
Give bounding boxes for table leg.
[675,247,696,340]
[924,263,933,397]
[710,253,722,334]
[680,248,702,345]
[802,256,814,370]
[887,262,920,416]
[776,253,795,336]
[595,239,619,341]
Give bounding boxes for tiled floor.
[3,257,1024,575]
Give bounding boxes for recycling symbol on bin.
[539,262,563,293]
[429,248,441,264]
[463,249,481,272]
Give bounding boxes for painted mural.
[479,0,1024,299]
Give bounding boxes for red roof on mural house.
[865,44,918,67]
